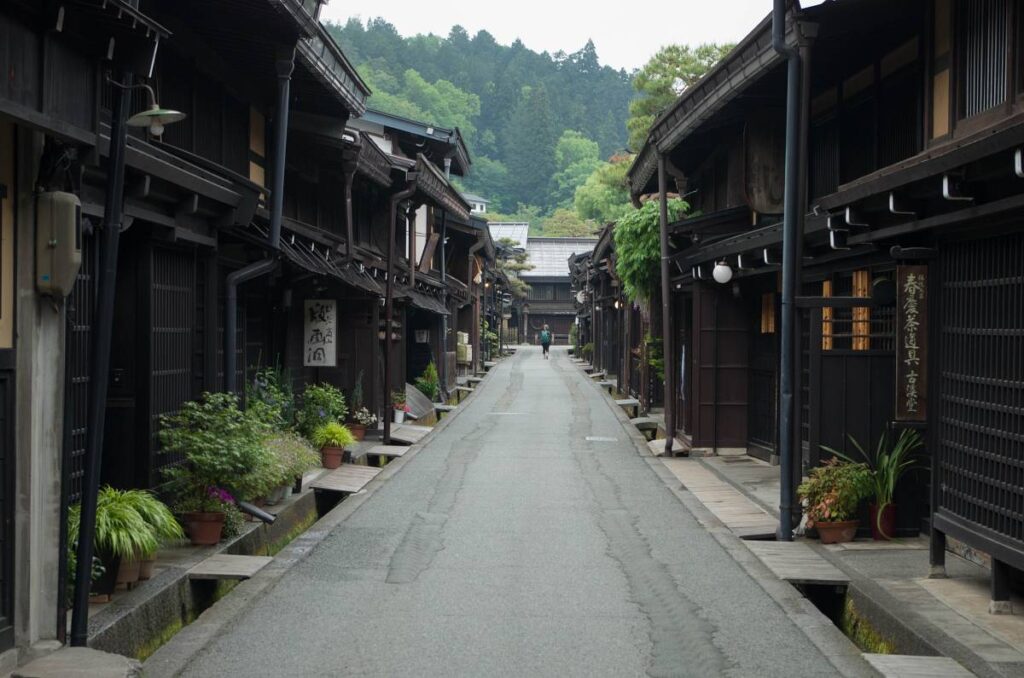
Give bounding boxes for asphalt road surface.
[177,346,840,677]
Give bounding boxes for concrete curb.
[574,366,878,677]
[143,361,494,677]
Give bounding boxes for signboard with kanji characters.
[896,266,927,421]
[304,300,337,367]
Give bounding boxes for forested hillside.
[326,19,634,218]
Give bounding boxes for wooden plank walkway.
[188,554,274,581]
[863,654,973,677]
[310,463,382,494]
[389,424,432,445]
[661,459,777,538]
[745,541,850,586]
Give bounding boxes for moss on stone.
[842,598,896,654]
[136,612,192,662]
[267,508,318,556]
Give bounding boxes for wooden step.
[367,445,410,459]
[588,370,606,380]
[596,380,616,393]
[863,655,973,677]
[630,417,659,430]
[389,424,432,445]
[745,541,849,586]
[188,554,273,581]
[648,437,689,458]
[310,463,382,494]
[615,398,641,418]
[467,376,484,384]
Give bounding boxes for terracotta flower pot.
[321,445,345,469]
[814,519,859,544]
[350,424,367,441]
[869,503,897,541]
[138,553,156,581]
[115,556,141,590]
[183,511,225,546]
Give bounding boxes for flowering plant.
[296,383,347,440]
[391,391,408,410]
[798,458,873,528]
[352,407,378,427]
[174,485,236,514]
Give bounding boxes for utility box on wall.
[36,191,82,297]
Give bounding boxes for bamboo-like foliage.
[93,487,161,559]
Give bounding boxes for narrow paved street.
[177,347,836,677]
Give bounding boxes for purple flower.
[207,486,235,505]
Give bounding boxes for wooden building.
[626,0,1024,608]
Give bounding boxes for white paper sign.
[304,300,337,367]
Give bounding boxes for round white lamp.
[712,260,734,284]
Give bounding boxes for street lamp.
[713,260,734,284]
[114,81,186,138]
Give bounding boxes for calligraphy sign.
[304,299,337,367]
[896,266,927,421]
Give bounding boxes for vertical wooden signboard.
[304,299,337,367]
[896,266,927,421]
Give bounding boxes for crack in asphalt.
[551,354,732,678]
[386,356,525,585]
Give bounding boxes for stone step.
[188,554,274,581]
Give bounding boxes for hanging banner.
[304,299,337,367]
[896,266,927,421]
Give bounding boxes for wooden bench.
[453,386,474,403]
[434,403,457,419]
[310,463,383,515]
[630,417,659,440]
[615,398,641,418]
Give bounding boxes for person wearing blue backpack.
[540,325,552,359]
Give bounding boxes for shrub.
[93,486,160,559]
[798,459,873,527]
[581,342,594,359]
[160,392,273,505]
[311,422,356,449]
[614,198,688,302]
[415,361,440,401]
[247,366,294,430]
[296,383,348,440]
[350,370,365,412]
[264,432,320,480]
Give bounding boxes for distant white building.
[462,193,490,215]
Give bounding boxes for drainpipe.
[657,155,675,455]
[224,49,294,393]
[71,69,133,647]
[407,204,417,286]
[383,180,417,444]
[775,0,801,541]
[343,162,356,263]
[439,210,448,398]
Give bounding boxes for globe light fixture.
[712,260,734,284]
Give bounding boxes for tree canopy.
[614,198,689,302]
[626,43,734,151]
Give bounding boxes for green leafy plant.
[581,342,594,360]
[798,459,873,527]
[569,323,579,348]
[160,392,273,506]
[481,320,499,354]
[350,370,365,412]
[296,383,348,440]
[118,489,184,549]
[644,333,665,382]
[825,429,923,529]
[311,421,356,449]
[93,487,160,559]
[247,366,294,430]
[221,503,246,539]
[66,505,105,605]
[391,390,408,411]
[614,198,688,302]
[415,361,441,401]
[264,432,320,480]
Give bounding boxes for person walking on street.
[540,324,552,359]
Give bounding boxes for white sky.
[320,1,772,72]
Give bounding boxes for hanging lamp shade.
[127,104,186,138]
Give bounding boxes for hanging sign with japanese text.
[304,300,337,367]
[896,266,927,421]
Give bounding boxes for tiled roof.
[488,222,529,248]
[522,237,597,279]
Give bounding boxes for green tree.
[541,208,597,237]
[549,130,602,208]
[463,156,510,211]
[627,43,734,151]
[503,86,556,208]
[614,198,688,302]
[574,154,634,224]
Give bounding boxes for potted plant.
[161,393,270,544]
[119,489,184,580]
[798,458,873,544]
[827,429,923,540]
[415,362,440,402]
[296,383,348,441]
[66,505,105,603]
[311,421,356,469]
[391,391,409,423]
[350,407,378,441]
[93,486,161,590]
[263,432,320,499]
